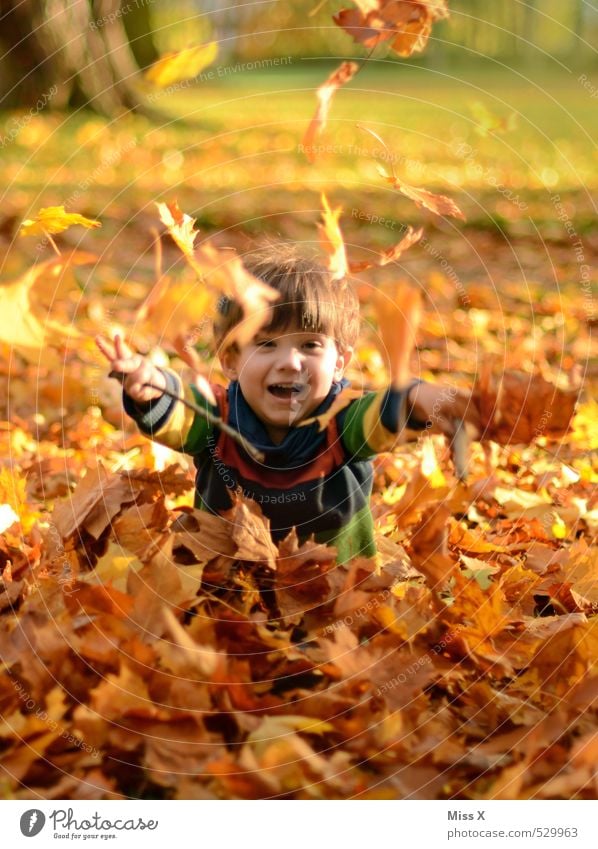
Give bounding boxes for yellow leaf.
[19,205,101,237]
[0,466,40,533]
[551,514,568,539]
[145,42,218,88]
[0,253,91,361]
[0,504,19,534]
[155,200,199,258]
[373,283,422,388]
[87,542,144,593]
[319,193,347,281]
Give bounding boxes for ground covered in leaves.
[0,64,597,799]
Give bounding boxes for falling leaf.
[0,252,93,361]
[373,282,422,388]
[380,165,465,219]
[19,205,101,237]
[155,200,200,258]
[299,386,363,430]
[302,61,359,162]
[318,193,348,281]
[334,0,449,56]
[145,42,218,88]
[349,226,423,272]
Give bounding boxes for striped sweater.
[124,374,425,564]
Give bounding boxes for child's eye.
[303,340,323,350]
[256,339,275,348]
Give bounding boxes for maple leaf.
[155,200,199,257]
[19,205,101,237]
[349,225,423,272]
[224,493,279,569]
[318,193,348,282]
[334,0,449,57]
[474,364,579,445]
[144,42,218,87]
[381,168,466,220]
[358,125,465,219]
[141,205,279,350]
[194,241,280,349]
[51,463,138,540]
[302,61,359,163]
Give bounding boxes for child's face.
[221,326,352,443]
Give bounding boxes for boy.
[97,247,478,564]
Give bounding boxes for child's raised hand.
[407,382,481,438]
[95,334,166,403]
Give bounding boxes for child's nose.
[278,346,303,371]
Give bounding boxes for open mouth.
[268,383,305,400]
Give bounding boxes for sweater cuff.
[380,379,427,434]
[123,368,181,435]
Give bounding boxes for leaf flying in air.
[302,61,359,163]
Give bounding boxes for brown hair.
[213,244,360,352]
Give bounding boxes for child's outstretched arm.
[95,334,166,404]
[406,381,480,439]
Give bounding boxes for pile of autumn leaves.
[1,404,597,799]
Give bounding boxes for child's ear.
[220,346,239,380]
[334,346,353,380]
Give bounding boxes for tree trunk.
[0,0,155,115]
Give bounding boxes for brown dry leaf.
[318,193,348,281]
[525,617,598,697]
[111,501,169,562]
[302,61,359,162]
[275,529,337,619]
[224,494,279,568]
[380,167,466,220]
[409,502,456,592]
[51,463,138,540]
[334,0,449,56]
[127,560,199,638]
[474,364,579,445]
[349,226,423,272]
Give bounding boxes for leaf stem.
[108,371,265,463]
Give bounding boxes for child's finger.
[95,335,116,363]
[114,334,135,360]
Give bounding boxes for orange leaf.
[302,61,359,163]
[349,225,423,272]
[373,283,422,387]
[334,1,449,57]
[299,386,363,431]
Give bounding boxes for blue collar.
[227,378,348,466]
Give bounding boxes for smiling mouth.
[268,383,306,400]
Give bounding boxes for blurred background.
[0,0,595,425]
